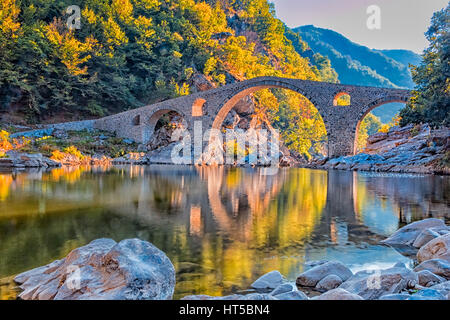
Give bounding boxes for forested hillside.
[0,0,342,158]
[292,25,422,123]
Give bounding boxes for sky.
[270,0,448,53]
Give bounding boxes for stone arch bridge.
[94,76,411,158]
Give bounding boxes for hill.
[290,25,421,122]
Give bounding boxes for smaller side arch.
[333,92,351,106]
[141,106,190,143]
[192,98,206,117]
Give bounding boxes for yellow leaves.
[46,21,97,75]
[102,17,128,46]
[63,146,84,160]
[0,0,21,39]
[0,130,12,151]
[112,0,133,23]
[82,8,97,25]
[203,57,217,76]
[50,150,65,161]
[51,146,84,162]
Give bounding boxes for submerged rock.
[378,293,411,300]
[338,265,418,300]
[428,281,450,296]
[251,270,285,290]
[14,238,176,300]
[296,261,352,287]
[417,233,450,263]
[410,288,446,300]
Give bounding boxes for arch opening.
[333,92,351,106]
[147,109,188,151]
[354,99,407,154]
[192,98,206,117]
[209,83,328,162]
[132,114,141,126]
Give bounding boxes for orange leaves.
[0,0,21,39]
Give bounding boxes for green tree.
[400,4,450,127]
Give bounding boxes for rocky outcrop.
[381,218,447,247]
[307,124,450,174]
[0,152,60,169]
[14,238,176,300]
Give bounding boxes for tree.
[400,4,450,127]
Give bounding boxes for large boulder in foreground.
[14,238,176,300]
[417,233,450,263]
[380,218,446,247]
[296,261,353,287]
[338,265,418,300]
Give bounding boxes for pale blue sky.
[271,0,448,53]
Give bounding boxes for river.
[0,165,449,299]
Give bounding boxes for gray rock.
[378,293,411,300]
[414,259,450,278]
[428,281,450,296]
[316,274,343,291]
[409,289,446,300]
[251,270,285,290]
[338,265,418,300]
[413,227,450,248]
[313,288,363,300]
[417,270,445,287]
[240,293,278,300]
[296,261,352,287]
[274,290,308,300]
[270,283,297,296]
[15,238,176,300]
[381,218,446,247]
[417,233,450,263]
[181,294,243,300]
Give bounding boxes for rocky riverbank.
[1,122,448,174]
[10,218,450,300]
[307,124,450,175]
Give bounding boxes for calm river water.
[0,165,449,299]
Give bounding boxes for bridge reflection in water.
[0,166,448,299]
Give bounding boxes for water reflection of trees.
[0,166,449,299]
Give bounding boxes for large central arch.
[210,78,326,131]
[207,78,329,160]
